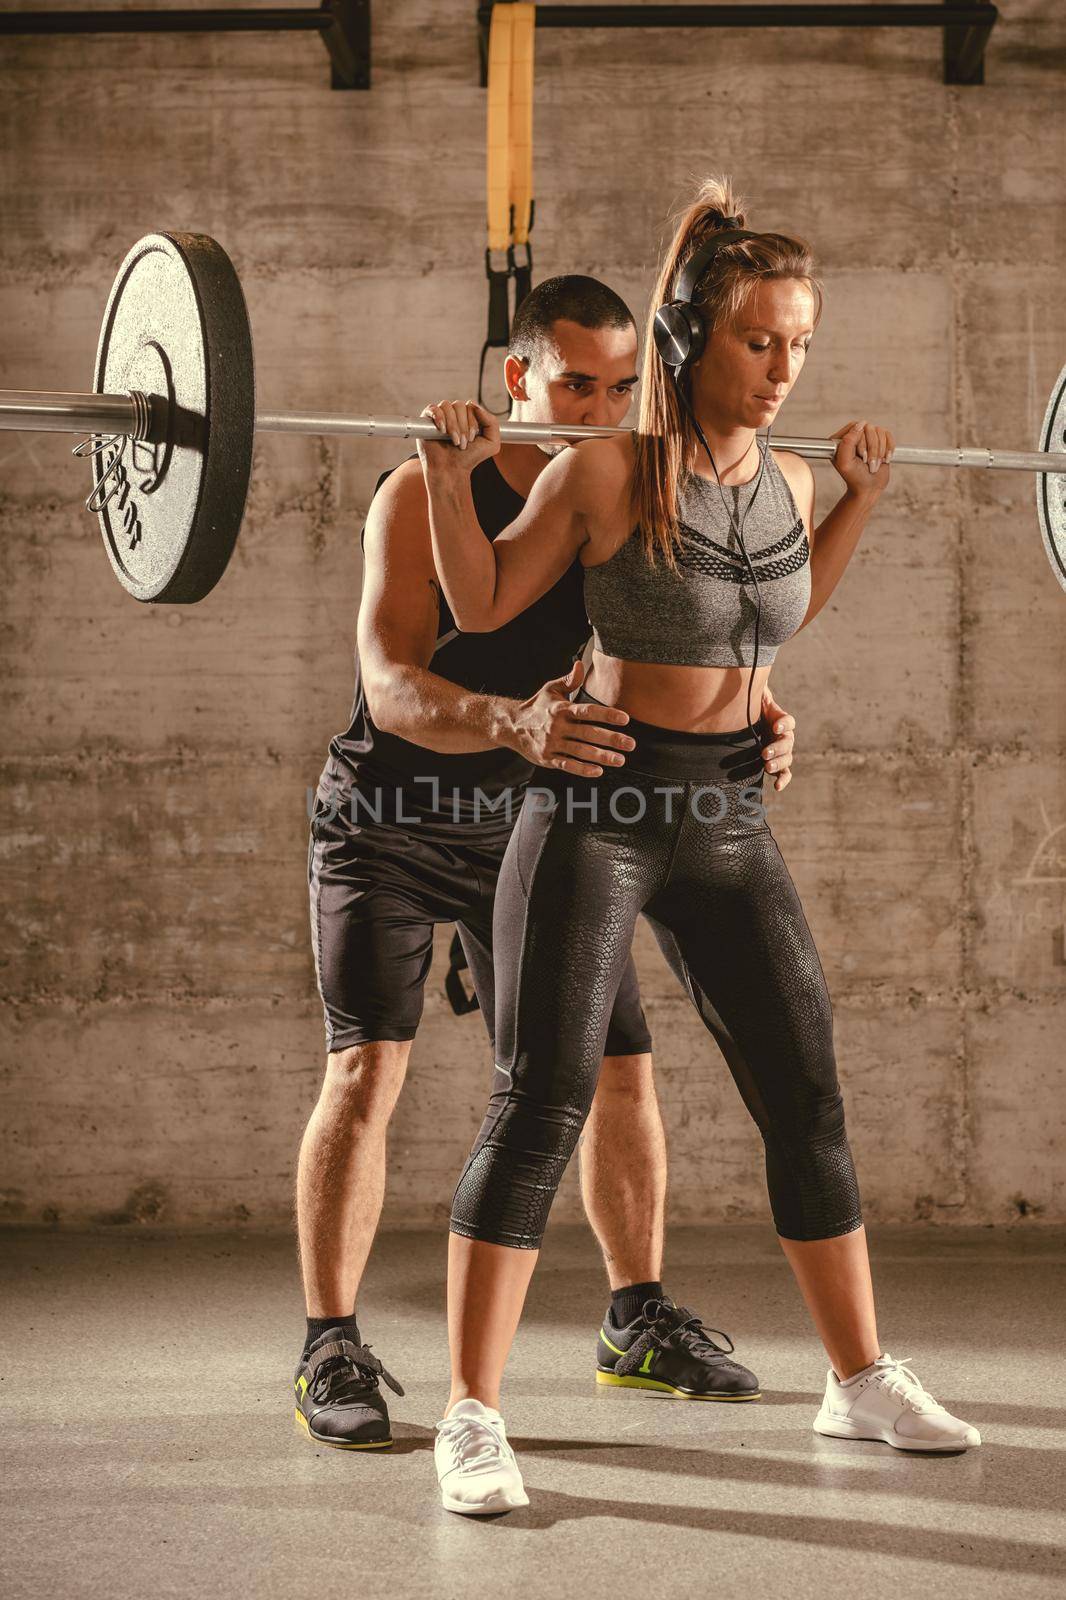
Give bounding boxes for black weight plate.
[90,231,255,603]
[1037,361,1066,595]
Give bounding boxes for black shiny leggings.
[449,687,862,1249]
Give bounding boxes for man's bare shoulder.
[362,458,432,567]
[368,457,430,525]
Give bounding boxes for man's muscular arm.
[358,461,523,754]
[358,462,635,777]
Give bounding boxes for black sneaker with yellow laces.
[595,1296,761,1401]
[294,1325,405,1449]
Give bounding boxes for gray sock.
[836,1355,883,1386]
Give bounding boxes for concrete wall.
[1,1,1064,1231]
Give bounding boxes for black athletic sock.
[610,1281,666,1327]
[304,1312,360,1358]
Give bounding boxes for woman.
[418,177,980,1516]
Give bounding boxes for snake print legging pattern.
[449,687,863,1250]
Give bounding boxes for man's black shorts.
[308,795,652,1056]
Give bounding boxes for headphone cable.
[676,382,771,747]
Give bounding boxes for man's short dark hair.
[508,275,636,368]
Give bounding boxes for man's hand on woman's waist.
[500,658,636,778]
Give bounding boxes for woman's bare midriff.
[583,651,772,736]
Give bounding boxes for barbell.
[1,231,1064,603]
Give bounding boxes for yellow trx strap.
[485,2,514,255]
[480,3,536,405]
[509,4,535,249]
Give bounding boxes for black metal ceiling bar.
[476,3,998,87]
[0,0,370,87]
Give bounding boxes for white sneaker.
[434,1397,530,1514]
[813,1352,981,1452]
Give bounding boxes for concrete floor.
[1,1225,1064,1600]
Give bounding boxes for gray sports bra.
[583,449,811,668]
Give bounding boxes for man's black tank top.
[315,456,591,836]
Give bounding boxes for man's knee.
[322,1038,411,1120]
[592,1052,656,1107]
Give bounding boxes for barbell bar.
[257,416,1062,475]
[2,230,1065,603]
[2,387,1064,475]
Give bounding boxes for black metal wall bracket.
[0,0,371,89]
[476,3,999,88]
[323,0,370,88]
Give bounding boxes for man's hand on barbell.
[416,399,500,476]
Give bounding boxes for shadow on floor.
[493,1492,1064,1574]
[504,1433,1061,1512]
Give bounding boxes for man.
[293,276,798,1448]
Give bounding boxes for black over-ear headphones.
[652,224,760,372]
